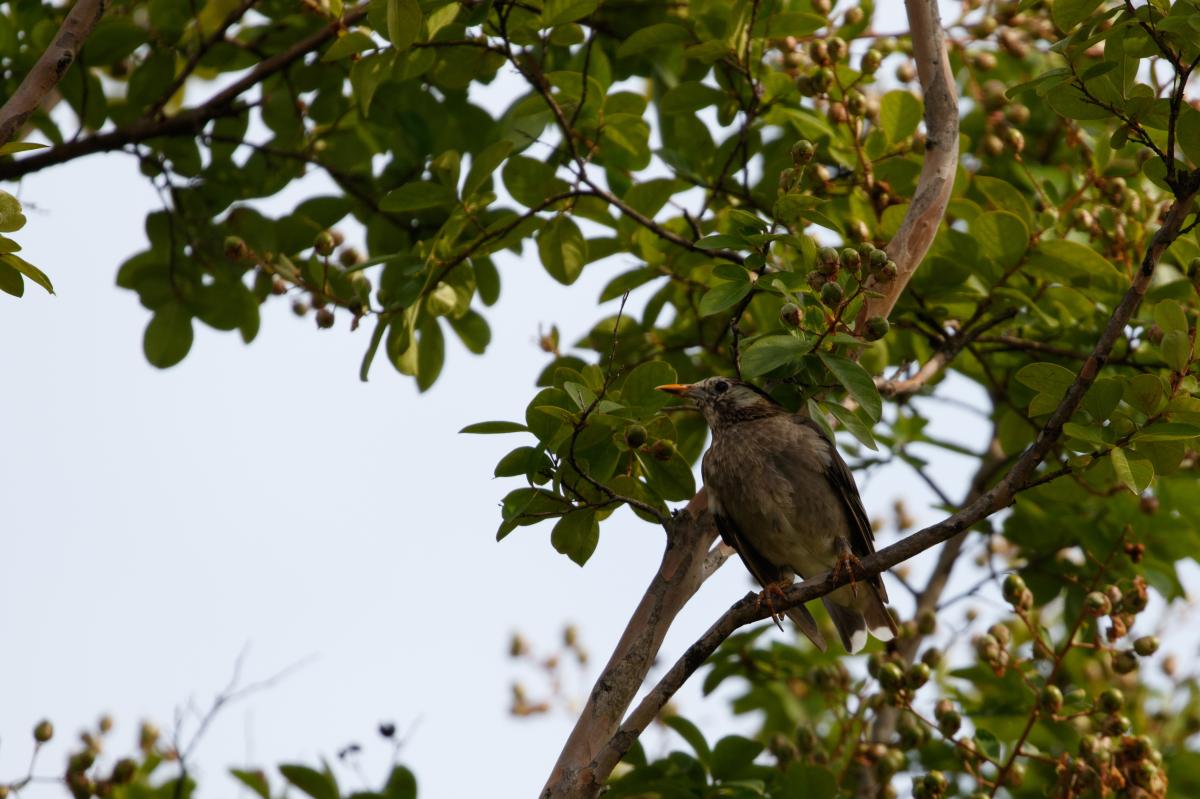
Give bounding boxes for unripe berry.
[907,662,931,689]
[809,40,829,65]
[817,246,840,274]
[846,90,867,117]
[1098,687,1125,713]
[112,759,136,785]
[139,722,159,750]
[921,647,942,668]
[1084,591,1112,616]
[314,231,336,256]
[224,236,249,261]
[820,280,844,306]
[790,140,815,164]
[841,248,861,272]
[810,67,833,93]
[291,299,309,317]
[869,248,888,270]
[878,662,905,691]
[844,6,864,24]
[896,62,916,82]
[861,49,882,74]
[1002,574,1027,604]
[34,720,53,743]
[315,308,335,329]
[1133,635,1159,656]
[624,425,647,448]
[864,316,890,341]
[827,37,847,62]
[780,302,803,328]
[339,247,362,267]
[1102,713,1131,736]
[973,51,997,71]
[1040,685,1063,714]
[650,440,674,461]
[1112,649,1138,674]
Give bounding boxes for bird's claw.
[756,580,791,631]
[831,547,864,599]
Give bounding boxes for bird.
[657,376,896,653]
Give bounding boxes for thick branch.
[541,493,721,799]
[0,0,109,148]
[0,5,366,180]
[856,0,959,327]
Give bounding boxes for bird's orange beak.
[656,383,693,396]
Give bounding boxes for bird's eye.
[713,380,729,394]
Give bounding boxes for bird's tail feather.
[822,597,868,653]
[786,604,828,652]
[863,584,898,642]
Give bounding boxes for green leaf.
[1135,422,1200,442]
[143,303,194,369]
[0,141,47,156]
[973,176,1033,231]
[1110,448,1153,494]
[1162,329,1191,372]
[416,318,445,392]
[542,0,598,26]
[1083,377,1123,420]
[322,30,376,61]
[740,334,813,378]
[1025,239,1124,295]
[764,11,825,37]
[1062,422,1110,446]
[819,353,883,422]
[0,190,26,232]
[0,258,23,297]
[1126,373,1165,415]
[659,81,724,114]
[971,211,1029,272]
[460,420,528,434]
[1179,106,1200,167]
[537,214,587,285]
[878,90,923,143]
[463,140,514,198]
[1053,0,1105,30]
[551,509,599,565]
[1154,299,1188,336]
[386,0,422,52]
[780,763,838,799]
[639,449,696,501]
[621,360,677,411]
[229,770,270,799]
[698,279,752,316]
[359,316,388,382]
[279,766,337,799]
[1015,362,1076,396]
[448,309,491,354]
[380,181,457,212]
[663,716,711,765]
[383,766,417,799]
[616,23,690,59]
[825,402,878,451]
[710,735,763,781]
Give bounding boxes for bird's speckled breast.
[703,416,850,578]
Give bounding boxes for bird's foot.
[831,542,864,599]
[756,579,792,632]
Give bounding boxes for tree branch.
[856,0,959,328]
[0,0,109,148]
[0,5,366,180]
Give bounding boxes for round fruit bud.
[827,37,847,63]
[1123,584,1149,613]
[973,51,997,71]
[650,440,674,461]
[0,785,10,799]
[847,219,870,242]
[806,271,827,290]
[1103,713,1131,736]
[624,425,648,448]
[268,276,287,296]
[1006,103,1031,125]
[1006,128,1025,154]
[921,647,942,668]
[938,709,961,737]
[845,6,864,24]
[841,248,861,272]
[864,316,890,341]
[861,49,882,74]
[906,662,931,689]
[224,236,249,261]
[1005,762,1026,787]
[878,662,905,691]
[139,722,159,750]
[810,67,833,93]
[1112,649,1138,674]
[916,609,937,636]
[1002,573,1027,605]
[880,260,899,280]
[1133,635,1159,656]
[790,139,815,164]
[795,723,817,752]
[869,248,888,270]
[924,771,948,793]
[817,246,840,272]
[779,167,796,192]
[988,623,1012,646]
[112,759,136,785]
[69,751,96,773]
[1084,591,1112,616]
[780,302,803,328]
[1040,685,1064,714]
[314,231,336,256]
[895,62,916,83]
[291,299,308,317]
[866,652,884,678]
[846,90,867,117]
[33,720,53,743]
[315,308,335,329]
[795,74,813,96]
[339,247,363,267]
[983,134,1005,157]
[809,40,829,65]
[820,280,844,306]
[811,0,831,13]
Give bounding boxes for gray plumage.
[659,377,897,653]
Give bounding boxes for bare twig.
[0,0,109,148]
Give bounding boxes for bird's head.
[656,377,780,429]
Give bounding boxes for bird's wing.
[787,416,888,603]
[710,504,828,652]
